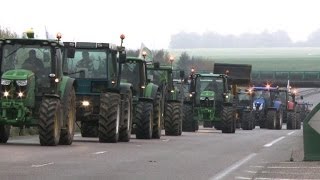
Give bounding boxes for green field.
[168,47,320,71]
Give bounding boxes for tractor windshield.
[196,76,223,93]
[64,49,108,79]
[1,44,52,82]
[147,69,169,85]
[121,61,141,92]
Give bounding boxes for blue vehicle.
[252,86,283,129]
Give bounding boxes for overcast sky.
[1,0,320,49]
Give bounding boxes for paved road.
[0,126,304,180]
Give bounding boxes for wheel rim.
[116,104,120,134]
[68,95,76,134]
[127,98,131,132]
[54,109,59,138]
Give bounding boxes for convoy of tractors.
[0,30,312,146]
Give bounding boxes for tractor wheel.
[99,92,120,143]
[81,121,98,137]
[165,102,182,136]
[152,92,162,139]
[182,104,196,132]
[59,88,76,145]
[0,125,11,143]
[221,106,236,133]
[241,111,252,130]
[135,101,153,139]
[286,112,296,130]
[266,110,276,129]
[119,91,133,142]
[275,109,283,130]
[295,112,301,129]
[39,98,62,146]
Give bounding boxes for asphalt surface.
[0,91,318,180]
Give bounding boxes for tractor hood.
[253,98,265,111]
[200,91,215,100]
[2,69,34,80]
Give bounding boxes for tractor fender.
[144,82,159,100]
[119,82,133,95]
[273,100,282,110]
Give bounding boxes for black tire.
[99,93,120,143]
[39,98,62,146]
[221,106,235,133]
[182,104,195,132]
[267,110,276,129]
[296,112,301,129]
[135,101,153,139]
[81,121,98,137]
[59,88,76,145]
[286,112,296,130]
[275,109,283,130]
[0,125,10,143]
[152,93,162,139]
[119,91,133,142]
[165,102,182,136]
[241,111,252,130]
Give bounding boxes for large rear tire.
[165,102,182,136]
[286,112,296,130]
[295,112,301,129]
[221,106,236,133]
[39,98,62,146]
[99,92,120,143]
[241,111,253,130]
[81,121,98,137]
[0,125,10,143]
[182,104,195,132]
[267,110,276,129]
[135,101,153,139]
[152,93,162,139]
[59,88,76,145]
[275,109,283,130]
[119,91,133,142]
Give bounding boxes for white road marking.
[250,165,264,168]
[267,166,320,169]
[31,162,54,168]
[287,131,295,136]
[263,136,285,147]
[245,170,256,173]
[256,178,316,180]
[209,153,256,180]
[235,177,251,180]
[92,151,107,155]
[162,139,170,142]
[74,133,81,137]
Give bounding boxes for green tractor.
[192,73,236,133]
[0,34,76,146]
[121,57,161,139]
[147,63,183,136]
[63,37,132,143]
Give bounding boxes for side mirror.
[118,50,126,63]
[67,48,75,58]
[180,70,185,79]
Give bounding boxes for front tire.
[182,104,195,132]
[165,102,182,136]
[135,101,153,139]
[0,125,10,143]
[39,98,62,146]
[99,92,120,143]
[286,112,296,130]
[59,88,76,145]
[119,91,133,142]
[267,110,276,129]
[221,106,236,133]
[152,93,162,139]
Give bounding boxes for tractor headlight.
[200,97,205,100]
[4,91,9,97]
[18,92,24,97]
[1,79,11,86]
[16,80,28,86]
[209,97,214,100]
[82,101,90,106]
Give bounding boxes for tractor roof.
[63,42,117,50]
[126,56,145,62]
[0,38,64,46]
[196,73,226,78]
[252,87,278,91]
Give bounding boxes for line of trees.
[170,29,320,48]
[0,26,17,38]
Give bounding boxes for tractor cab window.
[195,76,224,104]
[253,90,270,99]
[121,61,141,94]
[1,44,52,86]
[147,69,168,85]
[65,49,107,78]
